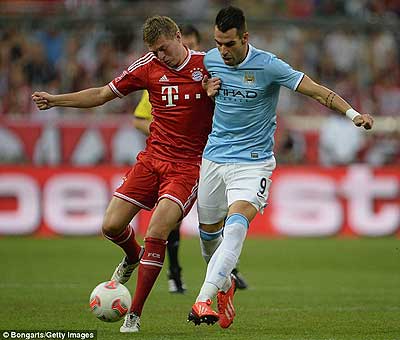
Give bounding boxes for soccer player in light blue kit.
[188,6,374,329]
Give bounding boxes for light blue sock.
[199,228,223,264]
[197,214,249,301]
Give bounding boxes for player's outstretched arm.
[32,85,117,110]
[296,75,374,130]
[202,75,221,97]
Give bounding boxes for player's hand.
[202,75,221,97]
[353,113,374,130]
[32,91,53,110]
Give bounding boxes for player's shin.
[130,237,167,316]
[199,228,223,263]
[204,248,238,299]
[200,214,248,299]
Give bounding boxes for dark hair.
[180,24,201,44]
[215,6,247,37]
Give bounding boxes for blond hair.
[143,16,179,45]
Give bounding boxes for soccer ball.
[89,280,131,322]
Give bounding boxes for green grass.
[0,237,399,340]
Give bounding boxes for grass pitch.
[0,237,399,340]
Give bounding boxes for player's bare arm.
[202,75,221,97]
[296,75,374,130]
[32,85,117,110]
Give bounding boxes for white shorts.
[197,157,276,224]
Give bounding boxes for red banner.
[0,116,144,165]
[0,165,399,237]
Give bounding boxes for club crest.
[243,72,255,85]
[190,67,204,81]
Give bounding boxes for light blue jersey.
[203,44,304,163]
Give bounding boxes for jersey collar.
[232,44,254,69]
[173,47,191,71]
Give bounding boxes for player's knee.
[101,213,125,237]
[199,221,224,234]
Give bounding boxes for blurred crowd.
[0,0,399,165]
[0,23,142,117]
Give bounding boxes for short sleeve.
[266,56,304,91]
[108,53,155,98]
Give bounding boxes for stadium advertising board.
[0,166,399,237]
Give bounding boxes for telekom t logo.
[161,86,179,107]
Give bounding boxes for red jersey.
[109,49,214,164]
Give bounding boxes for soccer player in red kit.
[32,16,214,333]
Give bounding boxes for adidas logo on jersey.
[159,75,169,82]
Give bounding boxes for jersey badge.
[190,67,204,82]
[243,72,256,85]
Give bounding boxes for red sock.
[104,225,142,264]
[131,237,167,316]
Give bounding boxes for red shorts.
[114,152,199,216]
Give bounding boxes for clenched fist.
[353,113,374,130]
[32,92,53,110]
